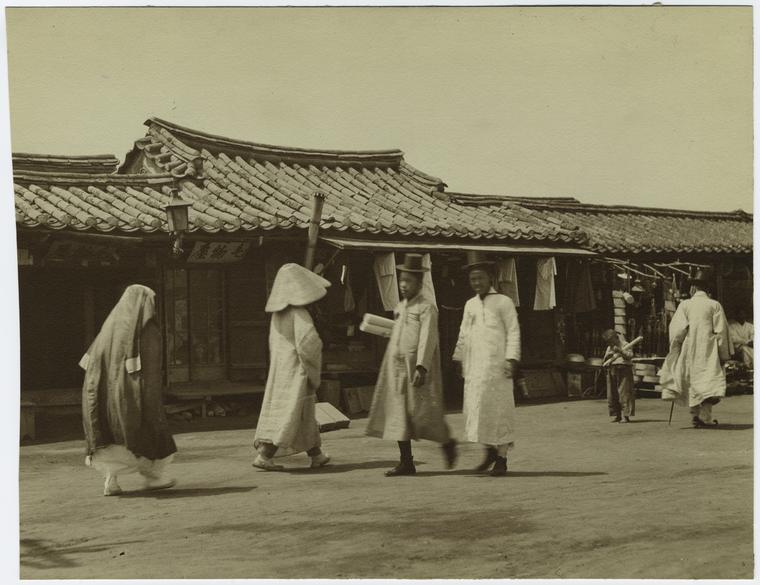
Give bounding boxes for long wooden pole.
[303,191,326,270]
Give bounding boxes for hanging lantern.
[164,189,192,257]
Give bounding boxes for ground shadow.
[276,460,402,474]
[695,423,753,431]
[628,419,667,423]
[414,469,607,478]
[20,538,144,570]
[118,486,257,499]
[515,396,586,407]
[675,423,753,431]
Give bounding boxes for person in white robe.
[366,253,458,476]
[728,307,753,368]
[452,251,521,477]
[253,263,332,471]
[659,269,731,428]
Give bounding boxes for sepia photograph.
[5,2,755,581]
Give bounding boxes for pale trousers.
[87,444,174,482]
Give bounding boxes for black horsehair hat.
[462,250,495,272]
[396,253,429,273]
[690,267,715,285]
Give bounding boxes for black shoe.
[385,460,416,477]
[475,447,498,472]
[692,416,709,428]
[442,439,458,469]
[490,456,508,477]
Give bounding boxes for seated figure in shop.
[728,307,753,369]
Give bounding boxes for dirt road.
[19,395,753,579]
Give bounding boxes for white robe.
[452,289,521,446]
[254,306,322,457]
[659,291,730,407]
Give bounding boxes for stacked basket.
[612,290,628,337]
[632,358,666,394]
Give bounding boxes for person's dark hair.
[602,329,618,345]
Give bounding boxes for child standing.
[602,329,636,423]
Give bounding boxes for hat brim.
[462,262,495,271]
[396,265,429,273]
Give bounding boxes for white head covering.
[265,263,331,313]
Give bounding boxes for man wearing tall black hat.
[366,253,458,476]
[452,251,521,476]
[659,267,731,427]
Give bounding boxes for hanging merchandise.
[496,257,520,307]
[421,253,438,307]
[573,261,596,313]
[373,252,400,311]
[533,257,557,311]
[343,264,356,313]
[319,258,356,320]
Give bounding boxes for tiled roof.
[112,117,585,243]
[13,153,120,174]
[19,118,746,254]
[448,193,753,254]
[14,171,179,233]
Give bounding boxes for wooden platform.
[166,381,265,418]
[315,402,350,432]
[22,387,81,407]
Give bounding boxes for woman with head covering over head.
[80,284,177,496]
[253,263,332,471]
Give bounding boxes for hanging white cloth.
[496,257,520,307]
[373,253,400,311]
[533,257,557,311]
[421,253,438,307]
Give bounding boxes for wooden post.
[303,191,326,271]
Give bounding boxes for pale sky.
[5,6,754,212]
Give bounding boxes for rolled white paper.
[362,313,395,330]
[359,322,392,338]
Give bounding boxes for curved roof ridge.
[13,153,119,161]
[13,152,120,174]
[147,117,405,165]
[448,192,581,205]
[14,170,176,185]
[447,191,751,219]
[518,200,752,219]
